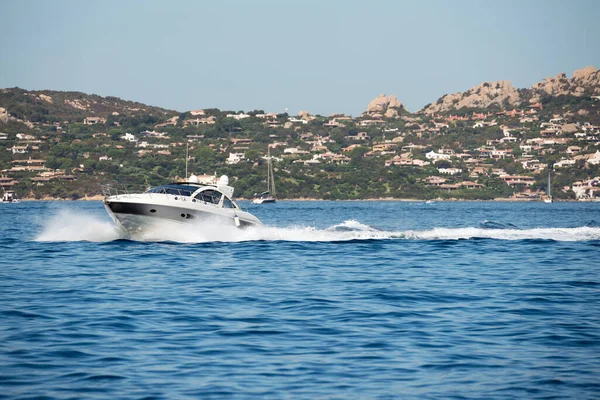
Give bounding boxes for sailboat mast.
[270,158,276,197]
[266,147,270,193]
[547,169,551,197]
[268,147,276,197]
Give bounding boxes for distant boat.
[544,168,553,203]
[1,188,19,203]
[253,148,276,204]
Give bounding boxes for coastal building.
[438,167,462,175]
[230,138,252,151]
[425,151,451,161]
[10,145,28,154]
[121,132,138,142]
[83,116,106,125]
[501,175,536,187]
[226,152,245,165]
[226,113,251,120]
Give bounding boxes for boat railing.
[101,184,126,198]
[101,184,144,198]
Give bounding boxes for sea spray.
[35,211,600,243]
[35,210,123,242]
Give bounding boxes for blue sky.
[1,0,599,116]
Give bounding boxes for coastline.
[13,196,585,202]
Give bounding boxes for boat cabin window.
[146,184,197,197]
[222,197,235,209]
[194,189,223,205]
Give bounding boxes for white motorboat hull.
[252,196,276,204]
[104,193,262,236]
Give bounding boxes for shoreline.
[13,196,590,203]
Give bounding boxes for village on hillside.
[1,67,600,201]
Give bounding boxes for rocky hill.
[421,66,600,114]
[0,88,176,125]
[362,94,405,119]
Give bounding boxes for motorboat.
[1,189,19,203]
[102,174,263,235]
[252,147,276,204]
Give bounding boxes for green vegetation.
[1,87,599,201]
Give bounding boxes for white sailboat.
[544,168,553,203]
[1,187,19,203]
[253,148,276,204]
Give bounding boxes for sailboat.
[1,187,19,203]
[252,147,276,204]
[544,168,553,203]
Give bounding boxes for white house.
[588,150,600,165]
[226,113,251,120]
[554,159,576,168]
[288,117,308,125]
[226,152,245,165]
[256,113,278,119]
[84,116,106,125]
[425,151,451,161]
[438,167,462,175]
[121,132,138,142]
[10,145,28,154]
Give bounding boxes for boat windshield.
[194,189,223,205]
[146,184,199,197]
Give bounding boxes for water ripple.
[1,201,599,398]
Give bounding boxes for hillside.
[1,67,599,202]
[0,88,176,125]
[421,66,600,115]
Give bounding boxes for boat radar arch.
[188,174,199,183]
[219,175,229,186]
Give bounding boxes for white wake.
[35,212,600,243]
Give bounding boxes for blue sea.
[1,200,599,399]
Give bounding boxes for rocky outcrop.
[531,67,600,96]
[64,99,90,110]
[422,81,521,114]
[38,94,53,103]
[421,66,600,114]
[0,107,8,122]
[530,72,570,97]
[363,94,404,118]
[298,110,316,121]
[531,66,600,98]
[573,66,597,80]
